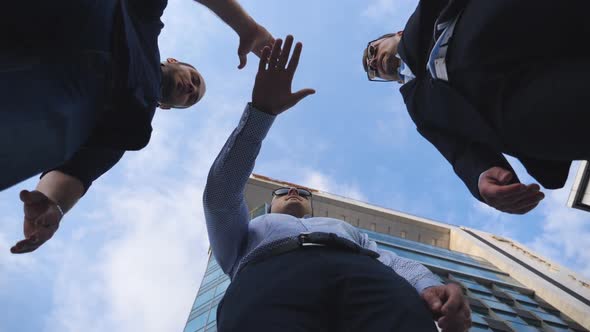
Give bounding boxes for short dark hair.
[177,61,195,70]
[161,60,196,70]
[362,33,398,73]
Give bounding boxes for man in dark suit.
[4,0,274,253]
[362,0,590,214]
[1,0,273,192]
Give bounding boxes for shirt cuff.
[415,276,443,294]
[237,103,276,141]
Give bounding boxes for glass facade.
[184,229,588,332]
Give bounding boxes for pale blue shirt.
[203,104,442,294]
[398,12,460,83]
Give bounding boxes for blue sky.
[1,1,589,331]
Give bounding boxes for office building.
[184,174,590,332]
[568,161,590,212]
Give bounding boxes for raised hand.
[251,35,315,115]
[421,283,472,332]
[478,167,544,214]
[237,22,275,69]
[11,190,63,254]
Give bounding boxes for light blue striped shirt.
[203,104,442,294]
[398,12,461,83]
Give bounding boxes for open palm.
[11,190,62,254]
[251,35,315,115]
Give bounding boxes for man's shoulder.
[125,0,167,21]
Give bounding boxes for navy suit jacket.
[397,0,571,201]
[47,0,168,192]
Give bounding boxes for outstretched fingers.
[277,35,294,69]
[286,42,303,74]
[268,38,283,69]
[258,46,271,72]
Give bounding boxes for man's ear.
[158,103,171,110]
[166,58,179,64]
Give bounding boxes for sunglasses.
[272,187,312,199]
[365,33,402,82]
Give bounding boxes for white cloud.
[362,0,397,21]
[302,170,367,201]
[362,0,414,22]
[527,170,590,278]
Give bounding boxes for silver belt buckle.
[298,232,326,247]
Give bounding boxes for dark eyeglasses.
[365,38,396,82]
[272,187,312,199]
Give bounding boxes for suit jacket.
[86,0,167,151]
[47,0,167,192]
[397,0,571,201]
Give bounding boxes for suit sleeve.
[41,147,125,195]
[127,0,167,20]
[416,126,518,202]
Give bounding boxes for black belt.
[240,232,380,274]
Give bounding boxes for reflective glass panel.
[465,283,492,293]
[193,288,215,309]
[471,312,488,326]
[544,321,572,332]
[184,312,208,332]
[201,272,219,286]
[481,299,515,313]
[510,292,537,304]
[470,290,498,302]
[493,311,527,325]
[214,279,231,297]
[378,245,516,284]
[533,310,566,325]
[516,301,541,311]
[509,322,542,332]
[366,230,495,267]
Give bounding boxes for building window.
[400,231,406,238]
[370,223,376,231]
[184,311,208,332]
[431,238,438,246]
[193,287,216,310]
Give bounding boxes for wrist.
[53,201,65,217]
[250,101,275,115]
[234,15,257,37]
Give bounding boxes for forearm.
[195,0,257,36]
[204,103,275,211]
[379,249,442,293]
[203,103,275,274]
[359,233,441,293]
[36,170,84,214]
[416,127,513,201]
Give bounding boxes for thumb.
[495,168,513,184]
[289,88,316,106]
[237,42,249,69]
[237,53,247,69]
[20,190,48,205]
[422,290,443,314]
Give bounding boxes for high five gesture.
[252,35,315,115]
